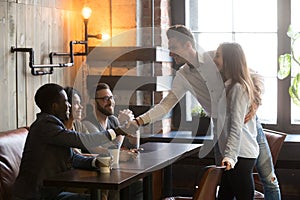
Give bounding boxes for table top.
[141,131,213,144]
[44,142,202,191]
[141,130,300,144]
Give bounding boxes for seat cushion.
[0,127,28,200]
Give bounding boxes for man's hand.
[118,109,134,126]
[113,123,139,137]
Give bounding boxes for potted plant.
[278,25,300,106]
[191,105,210,136]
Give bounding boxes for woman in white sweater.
[213,42,259,200]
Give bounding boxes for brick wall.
[137,0,173,133]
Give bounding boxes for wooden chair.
[163,165,225,200]
[254,129,287,199]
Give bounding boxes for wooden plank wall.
[0,0,84,131]
[0,0,140,132]
[0,1,17,130]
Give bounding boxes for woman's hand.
[124,116,143,129]
[118,109,134,125]
[222,157,234,171]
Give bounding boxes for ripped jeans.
[255,118,281,200]
[214,117,281,200]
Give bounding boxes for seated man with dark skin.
[13,83,136,200]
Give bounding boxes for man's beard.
[96,101,114,116]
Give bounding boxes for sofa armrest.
[0,127,28,200]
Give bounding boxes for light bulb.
[81,6,92,19]
[102,33,110,40]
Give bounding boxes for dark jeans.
[218,157,256,200]
[54,192,90,200]
[14,192,90,200]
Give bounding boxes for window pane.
[291,0,300,124]
[233,0,277,32]
[291,0,300,31]
[291,100,300,124]
[291,45,300,124]
[291,46,300,78]
[235,33,278,124]
[196,0,233,32]
[256,77,277,124]
[290,39,300,123]
[186,92,199,121]
[186,0,278,124]
[194,33,232,52]
[235,33,278,76]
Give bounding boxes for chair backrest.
[263,129,287,165]
[193,165,225,200]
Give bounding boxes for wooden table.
[44,142,202,200]
[141,130,213,144]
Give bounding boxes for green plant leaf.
[293,32,300,41]
[289,73,300,106]
[279,25,300,107]
[287,25,295,38]
[278,54,291,79]
[191,105,207,117]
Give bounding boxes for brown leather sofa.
[0,127,28,200]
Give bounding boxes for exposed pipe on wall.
[11,40,87,76]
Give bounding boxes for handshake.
[113,121,139,137]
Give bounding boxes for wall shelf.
[86,46,173,133]
[87,46,172,63]
[87,75,173,92]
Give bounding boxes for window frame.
[171,0,300,134]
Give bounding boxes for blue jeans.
[255,118,281,200]
[214,117,281,200]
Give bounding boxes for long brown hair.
[220,42,257,112]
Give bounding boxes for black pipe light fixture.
[11,6,101,76]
